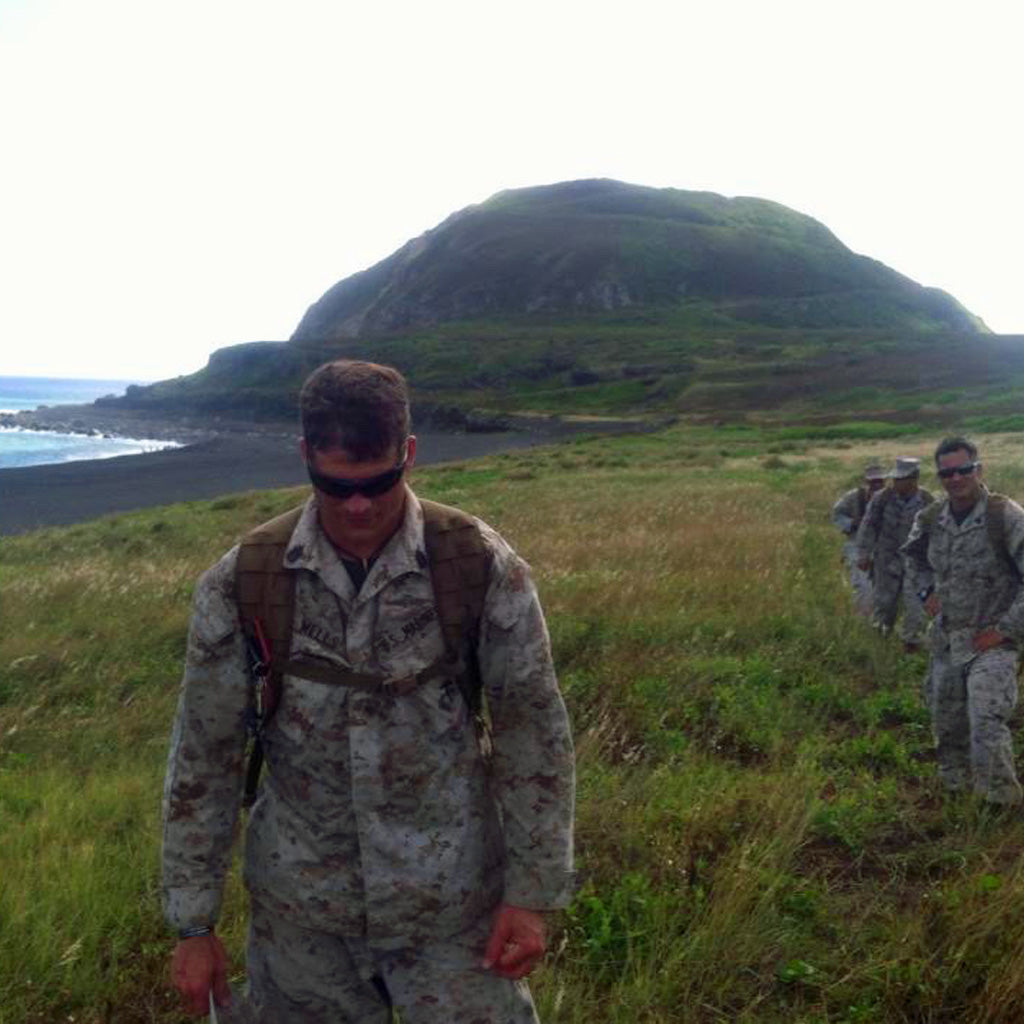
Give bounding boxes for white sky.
[1,0,1021,381]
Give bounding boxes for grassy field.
[5,427,1024,1022]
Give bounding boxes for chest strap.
[279,656,448,696]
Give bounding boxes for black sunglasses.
[937,462,979,480]
[307,458,407,499]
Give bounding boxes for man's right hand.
[171,934,232,1018]
[925,593,941,618]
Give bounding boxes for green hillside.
[100,179,1019,428]
[111,316,1024,434]
[292,179,985,338]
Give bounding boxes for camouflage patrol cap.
[888,457,921,479]
[863,464,885,480]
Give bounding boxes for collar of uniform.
[352,490,431,606]
[938,483,990,530]
[282,492,430,605]
[281,497,353,602]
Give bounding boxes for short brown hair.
[934,435,978,466]
[300,360,410,460]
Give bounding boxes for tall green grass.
[5,428,1024,1021]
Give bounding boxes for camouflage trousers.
[871,559,925,643]
[842,541,873,618]
[925,645,1023,805]
[230,900,540,1024]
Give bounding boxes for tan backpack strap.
[236,505,304,668]
[236,505,304,807]
[986,494,1019,581]
[421,498,491,713]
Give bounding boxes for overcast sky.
[1,0,1021,381]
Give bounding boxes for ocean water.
[0,375,178,470]
[0,375,142,414]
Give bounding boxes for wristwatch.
[917,584,934,603]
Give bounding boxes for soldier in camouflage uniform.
[831,464,886,618]
[903,436,1024,805]
[856,457,934,650]
[162,361,576,1022]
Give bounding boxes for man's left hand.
[482,903,546,980]
[973,628,1008,653]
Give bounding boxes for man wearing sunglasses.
[903,436,1024,806]
[162,360,575,1022]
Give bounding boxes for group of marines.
[832,437,1024,806]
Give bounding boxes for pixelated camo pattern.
[903,488,1024,664]
[903,487,1024,804]
[854,488,933,642]
[830,487,868,535]
[856,487,933,572]
[925,644,1022,804]
[162,493,575,948]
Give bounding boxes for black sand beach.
[0,428,559,535]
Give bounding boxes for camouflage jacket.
[831,487,870,536]
[162,492,576,947]
[902,487,1024,665]
[856,487,934,569]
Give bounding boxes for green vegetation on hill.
[106,311,1024,432]
[7,427,1024,1021]
[292,179,984,339]
[102,178,1018,428]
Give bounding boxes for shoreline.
[0,402,655,536]
[0,429,563,536]
[0,402,258,446]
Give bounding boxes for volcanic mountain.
[103,178,1016,425]
[291,178,984,340]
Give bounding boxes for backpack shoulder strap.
[986,494,1019,581]
[235,504,303,808]
[421,498,492,714]
[236,505,304,678]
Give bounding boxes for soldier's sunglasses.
[936,462,979,479]
[307,459,407,499]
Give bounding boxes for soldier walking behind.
[856,457,934,651]
[903,436,1024,806]
[831,464,886,618]
[162,360,576,1022]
